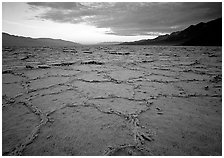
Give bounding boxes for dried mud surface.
[2,46,222,156]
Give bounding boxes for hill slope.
[2,33,79,47]
[120,18,222,46]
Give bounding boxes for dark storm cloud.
[28,2,85,10]
[27,2,222,36]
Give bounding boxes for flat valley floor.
[2,46,222,156]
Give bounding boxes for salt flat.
[2,45,222,156]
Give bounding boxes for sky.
[2,2,222,44]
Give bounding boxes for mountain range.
[120,18,222,46]
[96,42,122,45]
[2,18,222,47]
[2,33,79,47]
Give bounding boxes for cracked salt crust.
[2,46,222,156]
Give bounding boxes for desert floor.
[2,46,222,156]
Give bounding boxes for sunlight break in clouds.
[2,2,222,44]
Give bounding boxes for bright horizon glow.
[2,2,221,45]
[2,2,157,44]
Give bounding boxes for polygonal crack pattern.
[2,46,222,155]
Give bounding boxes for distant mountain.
[2,33,80,47]
[97,42,122,45]
[120,18,222,46]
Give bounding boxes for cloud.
[27,2,222,36]
[28,2,85,10]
